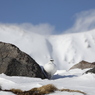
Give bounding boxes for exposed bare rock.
[85,67,95,74]
[69,60,95,70]
[0,41,47,79]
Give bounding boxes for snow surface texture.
[0,24,95,70]
[0,69,95,95]
[0,24,95,95]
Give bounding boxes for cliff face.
[0,41,47,79]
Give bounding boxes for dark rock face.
[0,42,47,79]
[85,67,95,74]
[69,60,95,70]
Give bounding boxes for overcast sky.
[0,0,95,35]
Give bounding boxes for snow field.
[0,24,95,94]
[0,69,95,95]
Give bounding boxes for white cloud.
[64,9,95,33]
[1,9,95,35]
[18,23,55,35]
[0,23,55,35]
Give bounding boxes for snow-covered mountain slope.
[0,24,95,70]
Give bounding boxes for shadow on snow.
[52,74,77,80]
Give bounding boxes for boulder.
[69,60,95,70]
[0,41,47,79]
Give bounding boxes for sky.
[0,0,95,35]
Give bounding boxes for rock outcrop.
[0,41,47,79]
[69,60,95,70]
[85,67,95,74]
